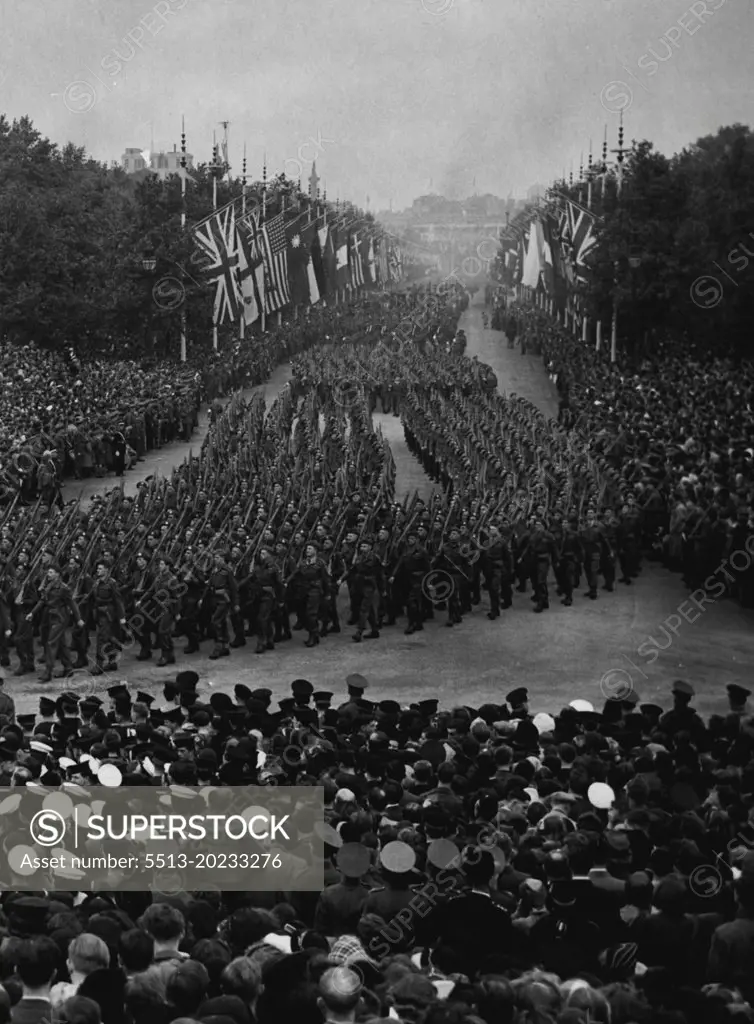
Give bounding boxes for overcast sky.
[2,0,751,210]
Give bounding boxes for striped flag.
[260,211,291,312]
[350,231,365,288]
[194,206,242,325]
[237,211,266,325]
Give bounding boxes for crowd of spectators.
[0,675,754,1024]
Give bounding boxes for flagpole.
[180,116,187,363]
[212,132,218,352]
[261,154,267,333]
[240,143,246,345]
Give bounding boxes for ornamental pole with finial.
[240,143,247,343]
[602,124,609,199]
[180,116,187,363]
[587,139,593,211]
[612,109,627,196]
[262,152,267,222]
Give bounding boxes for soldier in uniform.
[207,551,239,660]
[292,542,330,648]
[580,510,608,601]
[130,551,155,661]
[28,565,84,682]
[248,547,284,654]
[530,518,558,613]
[558,516,583,607]
[321,536,344,636]
[179,550,207,655]
[657,681,706,745]
[361,841,420,951]
[273,540,294,642]
[153,556,182,666]
[514,518,533,594]
[618,499,642,584]
[600,508,618,593]
[314,842,373,939]
[11,564,38,676]
[482,524,514,620]
[89,560,127,675]
[340,530,360,625]
[348,538,383,643]
[64,555,91,668]
[391,530,431,635]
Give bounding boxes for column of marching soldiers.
[0,288,645,682]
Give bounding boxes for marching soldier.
[65,554,92,669]
[89,560,126,674]
[618,499,642,584]
[248,548,284,654]
[600,508,618,593]
[321,536,344,636]
[391,530,431,635]
[29,565,84,682]
[179,551,207,655]
[130,551,155,661]
[558,516,583,607]
[529,518,558,613]
[11,564,38,676]
[292,542,330,648]
[207,550,240,660]
[348,538,383,643]
[580,510,608,601]
[433,528,470,627]
[340,530,360,625]
[482,524,514,620]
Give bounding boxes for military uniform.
[393,542,431,634]
[248,559,284,654]
[31,577,81,681]
[292,555,330,647]
[89,575,125,673]
[207,563,239,659]
[348,549,384,641]
[482,536,514,618]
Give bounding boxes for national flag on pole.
[318,224,334,296]
[561,200,597,284]
[260,211,291,312]
[194,206,242,325]
[367,236,377,285]
[287,218,320,306]
[350,231,365,288]
[377,237,388,284]
[388,240,402,282]
[237,211,266,325]
[335,227,350,289]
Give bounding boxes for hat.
[250,688,272,703]
[17,715,36,733]
[234,684,252,703]
[416,699,438,715]
[135,692,155,707]
[176,670,199,691]
[107,685,130,701]
[378,700,401,716]
[39,697,56,716]
[313,691,333,707]
[337,843,371,878]
[506,687,528,706]
[346,674,368,692]
[672,680,694,698]
[639,703,664,718]
[728,684,751,704]
[278,698,296,714]
[379,840,416,874]
[291,679,314,698]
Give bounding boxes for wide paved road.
[24,302,754,720]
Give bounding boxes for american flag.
[194,206,242,324]
[261,211,291,312]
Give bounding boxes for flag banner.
[194,206,242,325]
[561,200,597,284]
[522,220,545,289]
[318,224,334,296]
[367,237,377,285]
[261,211,291,312]
[287,217,315,306]
[378,237,388,284]
[388,240,403,282]
[335,227,350,289]
[350,232,365,288]
[237,211,266,326]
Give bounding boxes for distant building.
[121,145,194,179]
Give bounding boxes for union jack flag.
[194,206,242,325]
[560,200,597,283]
[261,211,291,312]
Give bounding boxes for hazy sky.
[2,0,751,210]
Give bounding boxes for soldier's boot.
[156,652,176,667]
[266,639,275,650]
[534,603,546,613]
[209,645,224,660]
[14,661,34,676]
[184,641,200,654]
[305,632,319,647]
[255,640,266,654]
[230,635,246,648]
[293,620,305,631]
[72,655,88,669]
[54,667,74,678]
[364,630,380,640]
[352,628,363,643]
[602,583,614,592]
[219,645,230,657]
[584,590,598,600]
[136,648,152,661]
[91,663,105,676]
[562,597,573,606]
